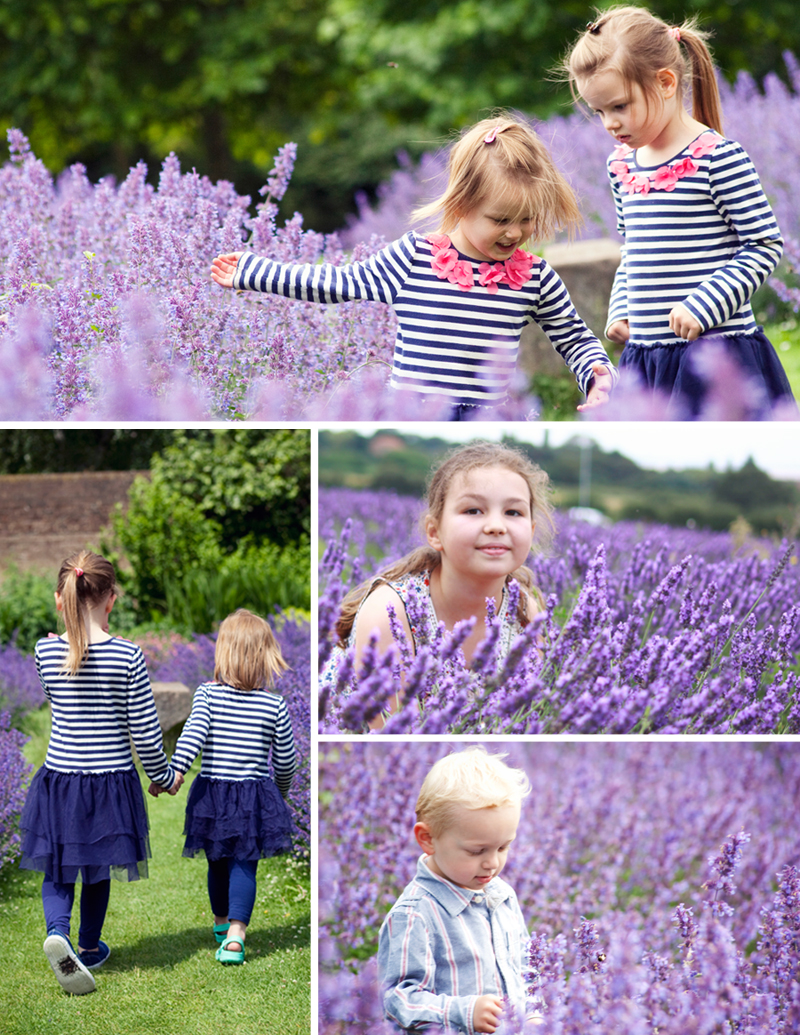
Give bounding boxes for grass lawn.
[0,708,310,1035]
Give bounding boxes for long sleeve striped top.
[170,681,296,794]
[606,133,783,345]
[233,231,616,405]
[377,856,529,1033]
[35,635,176,788]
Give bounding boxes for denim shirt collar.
[415,855,513,917]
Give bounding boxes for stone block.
[151,681,193,734]
[519,238,621,378]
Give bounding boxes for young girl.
[19,550,181,995]
[156,609,296,965]
[565,6,796,417]
[320,442,551,727]
[211,114,616,419]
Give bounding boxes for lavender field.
[3,56,800,419]
[0,615,311,869]
[319,741,800,1034]
[318,488,800,734]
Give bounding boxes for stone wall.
[520,238,621,378]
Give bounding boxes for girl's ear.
[105,592,116,615]
[54,591,63,613]
[656,67,678,98]
[425,515,443,552]
[414,822,436,855]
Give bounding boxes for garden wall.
[0,470,143,575]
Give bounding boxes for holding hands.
[148,771,185,798]
[210,252,244,289]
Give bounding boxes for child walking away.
[18,551,182,995]
[320,442,551,728]
[378,746,533,1033]
[211,114,616,419]
[565,6,796,418]
[157,609,296,965]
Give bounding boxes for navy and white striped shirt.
[378,856,529,1034]
[233,231,616,404]
[607,134,783,345]
[35,636,176,788]
[170,681,296,794]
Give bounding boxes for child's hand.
[577,362,613,410]
[606,319,629,344]
[669,303,703,341]
[147,781,163,798]
[473,994,504,1033]
[210,252,244,289]
[168,771,185,796]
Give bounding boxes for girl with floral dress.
[565,5,795,417]
[319,442,552,727]
[211,115,616,419]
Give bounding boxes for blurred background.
[2,0,798,234]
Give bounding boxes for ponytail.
[56,550,116,675]
[676,21,723,134]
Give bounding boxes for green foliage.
[162,539,311,633]
[105,429,310,629]
[0,567,59,652]
[529,373,584,421]
[0,430,174,474]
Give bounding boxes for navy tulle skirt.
[182,775,294,862]
[19,766,151,884]
[620,329,797,419]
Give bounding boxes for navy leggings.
[42,875,110,948]
[207,858,258,926]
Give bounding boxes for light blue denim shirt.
[377,855,529,1033]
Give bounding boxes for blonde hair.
[55,550,116,676]
[214,608,288,691]
[414,113,581,242]
[416,746,531,836]
[336,441,554,644]
[563,6,723,135]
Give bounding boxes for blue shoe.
[79,941,110,970]
[43,929,96,995]
[213,923,230,944]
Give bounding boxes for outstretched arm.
[210,252,244,289]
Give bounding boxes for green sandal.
[215,937,245,965]
[213,923,230,944]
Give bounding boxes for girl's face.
[426,466,535,580]
[578,67,676,151]
[450,193,534,263]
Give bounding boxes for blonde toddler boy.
[377,747,531,1033]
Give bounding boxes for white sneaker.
[43,931,96,995]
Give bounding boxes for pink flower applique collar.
[426,233,540,293]
[609,131,722,195]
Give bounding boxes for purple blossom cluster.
[0,710,32,870]
[318,488,800,734]
[319,741,800,1034]
[0,639,44,721]
[146,615,311,858]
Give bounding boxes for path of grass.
[0,708,310,1035]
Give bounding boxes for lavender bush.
[319,741,800,1034]
[0,711,32,871]
[318,488,800,734]
[146,613,311,858]
[0,639,44,722]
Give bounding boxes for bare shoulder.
[355,582,408,633]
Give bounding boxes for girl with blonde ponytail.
[19,550,181,995]
[564,6,795,418]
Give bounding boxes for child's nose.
[484,511,506,533]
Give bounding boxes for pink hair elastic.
[484,124,512,144]
[75,567,84,577]
[670,26,681,41]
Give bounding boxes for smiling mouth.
[478,545,509,555]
